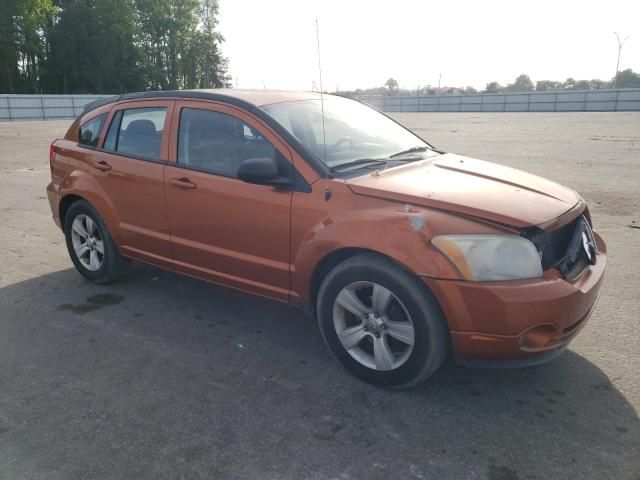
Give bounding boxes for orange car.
[47,90,606,387]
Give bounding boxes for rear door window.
[112,108,167,160]
[78,114,107,147]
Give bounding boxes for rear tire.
[64,200,130,284]
[317,253,449,388]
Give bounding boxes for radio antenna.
[315,19,328,166]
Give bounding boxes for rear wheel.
[317,253,449,388]
[64,200,130,284]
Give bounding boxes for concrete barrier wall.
[0,94,110,121]
[1,89,639,121]
[361,88,640,112]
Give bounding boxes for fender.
[59,169,122,243]
[289,182,506,302]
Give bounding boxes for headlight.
[431,234,543,281]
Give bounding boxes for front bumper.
[423,232,606,365]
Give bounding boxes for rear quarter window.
[78,114,107,147]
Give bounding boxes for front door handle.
[168,177,197,189]
[90,160,112,171]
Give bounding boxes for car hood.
[345,153,580,228]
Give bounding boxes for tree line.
[0,0,230,94]
[341,71,640,98]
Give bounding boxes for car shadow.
[0,263,637,480]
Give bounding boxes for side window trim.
[102,109,123,151]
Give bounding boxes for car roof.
[82,89,326,115]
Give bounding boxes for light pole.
[614,32,629,88]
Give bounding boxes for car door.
[164,101,293,301]
[90,100,175,268]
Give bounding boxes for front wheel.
[317,253,449,388]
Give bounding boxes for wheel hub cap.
[333,281,415,371]
[70,214,104,271]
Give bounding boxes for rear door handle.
[90,160,112,171]
[168,177,197,189]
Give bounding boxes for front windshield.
[262,97,433,169]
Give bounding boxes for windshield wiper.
[388,146,430,159]
[329,158,388,172]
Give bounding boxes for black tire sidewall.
[317,255,448,388]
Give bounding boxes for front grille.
[525,217,580,270]
[523,215,595,279]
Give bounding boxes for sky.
[217,0,640,92]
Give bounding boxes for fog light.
[518,324,557,351]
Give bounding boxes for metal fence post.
[40,94,46,120]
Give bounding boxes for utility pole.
[613,32,629,88]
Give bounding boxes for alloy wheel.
[70,214,104,271]
[333,281,415,371]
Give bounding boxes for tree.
[590,79,611,90]
[574,80,591,90]
[507,74,534,92]
[384,78,398,95]
[464,86,478,94]
[0,0,20,93]
[46,0,145,94]
[535,80,562,91]
[135,0,228,90]
[0,0,56,93]
[614,69,640,88]
[0,0,229,93]
[484,81,502,93]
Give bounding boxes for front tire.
[64,200,130,284]
[317,253,449,388]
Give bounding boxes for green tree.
[0,0,20,93]
[614,69,640,88]
[535,80,562,91]
[46,0,145,93]
[135,0,228,90]
[574,80,591,90]
[384,77,398,95]
[589,79,611,90]
[2,0,56,93]
[507,74,534,92]
[484,81,502,93]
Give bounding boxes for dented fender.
[289,181,506,301]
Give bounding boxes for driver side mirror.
[236,156,292,187]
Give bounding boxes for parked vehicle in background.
[47,90,606,387]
